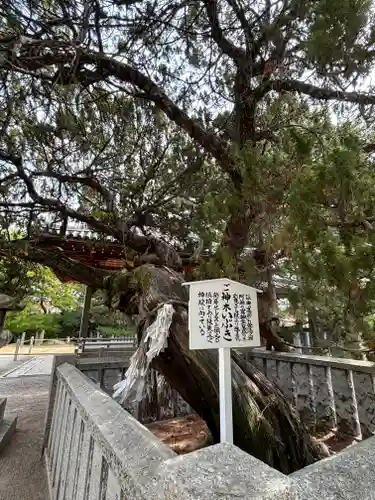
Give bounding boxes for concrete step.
[0,398,6,423]
[0,415,17,454]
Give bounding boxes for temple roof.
[19,221,296,294]
[21,220,195,282]
[24,232,137,279]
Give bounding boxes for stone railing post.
[42,354,77,457]
[245,349,375,437]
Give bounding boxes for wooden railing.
[74,337,137,355]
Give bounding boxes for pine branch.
[364,143,375,153]
[92,52,242,186]
[0,150,151,250]
[266,79,375,105]
[33,170,112,201]
[0,147,184,268]
[0,150,22,167]
[203,0,246,62]
[224,0,255,52]
[1,40,242,187]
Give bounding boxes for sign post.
[219,346,233,443]
[182,278,261,444]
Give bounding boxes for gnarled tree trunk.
[108,264,328,474]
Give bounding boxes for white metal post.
[218,347,233,444]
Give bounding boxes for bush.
[5,311,60,337]
[97,325,136,337]
[6,305,137,339]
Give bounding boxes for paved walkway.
[0,355,30,376]
[1,356,54,378]
[0,375,50,500]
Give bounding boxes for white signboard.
[183,278,261,445]
[184,278,260,350]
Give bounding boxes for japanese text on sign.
[188,279,260,350]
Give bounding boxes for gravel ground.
[0,376,50,500]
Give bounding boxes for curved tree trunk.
[108,264,328,474]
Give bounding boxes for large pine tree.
[1,0,375,471]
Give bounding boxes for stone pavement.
[1,356,54,378]
[0,375,50,500]
[0,355,30,377]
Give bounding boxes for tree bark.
[111,264,327,474]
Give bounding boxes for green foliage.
[0,256,42,302]
[27,267,84,312]
[5,310,59,336]
[2,264,84,335]
[96,325,135,337]
[56,306,135,338]
[56,309,89,337]
[5,305,135,338]
[280,125,375,341]
[306,0,374,80]
[2,0,375,349]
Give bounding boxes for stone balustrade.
[44,362,176,500]
[44,360,375,500]
[43,354,192,452]
[246,349,375,438]
[46,349,375,440]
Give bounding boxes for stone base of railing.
[44,362,375,500]
[0,397,17,454]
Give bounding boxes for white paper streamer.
[113,303,174,404]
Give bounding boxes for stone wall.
[246,348,375,437]
[44,361,375,500]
